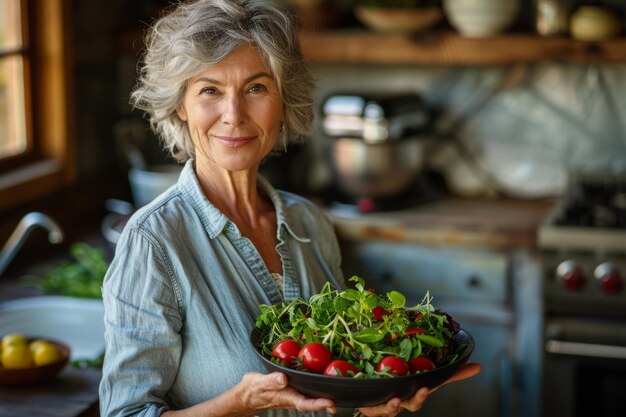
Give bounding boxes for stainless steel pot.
[322,93,434,199]
[331,136,426,199]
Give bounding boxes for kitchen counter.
[327,197,556,250]
[0,368,101,417]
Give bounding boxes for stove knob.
[594,262,624,295]
[556,260,585,291]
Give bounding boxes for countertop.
[327,197,556,250]
[0,368,101,417]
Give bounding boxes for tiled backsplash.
[309,63,626,198]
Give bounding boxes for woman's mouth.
[214,135,256,148]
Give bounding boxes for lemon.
[31,341,64,366]
[28,339,49,354]
[1,344,34,368]
[2,333,28,350]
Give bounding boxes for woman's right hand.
[236,372,336,415]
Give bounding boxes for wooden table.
[0,367,101,417]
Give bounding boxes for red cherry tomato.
[298,342,332,373]
[324,359,359,377]
[409,356,436,373]
[372,306,390,321]
[271,339,301,366]
[405,327,426,336]
[387,326,426,343]
[375,356,409,376]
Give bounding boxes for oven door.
[543,317,626,417]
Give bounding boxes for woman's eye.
[248,84,267,93]
[200,87,218,95]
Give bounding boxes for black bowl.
[250,327,475,407]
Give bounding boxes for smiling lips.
[214,135,256,148]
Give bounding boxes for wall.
[308,62,626,199]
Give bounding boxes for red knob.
[595,263,624,295]
[556,261,585,291]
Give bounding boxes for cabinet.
[299,30,626,65]
[339,240,542,417]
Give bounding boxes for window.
[0,0,75,210]
[0,0,28,161]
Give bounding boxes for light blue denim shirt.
[99,160,346,417]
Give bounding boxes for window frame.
[0,0,76,211]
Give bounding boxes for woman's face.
[177,45,284,174]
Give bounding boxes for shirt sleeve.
[99,225,183,417]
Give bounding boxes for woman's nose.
[222,94,246,126]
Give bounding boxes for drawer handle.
[545,339,626,360]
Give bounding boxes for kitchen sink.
[0,295,104,361]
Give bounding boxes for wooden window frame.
[0,0,76,211]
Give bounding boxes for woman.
[99,1,479,416]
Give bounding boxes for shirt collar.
[257,175,310,243]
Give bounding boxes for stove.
[538,174,626,417]
[539,173,626,311]
[539,173,626,254]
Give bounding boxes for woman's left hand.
[355,363,481,417]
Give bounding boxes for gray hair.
[130,0,315,162]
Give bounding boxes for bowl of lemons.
[0,332,70,385]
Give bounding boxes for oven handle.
[545,339,626,360]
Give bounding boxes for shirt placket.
[225,222,284,305]
[275,225,301,302]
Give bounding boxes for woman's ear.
[176,106,188,122]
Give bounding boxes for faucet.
[0,212,64,277]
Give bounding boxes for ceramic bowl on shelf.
[443,0,520,37]
[354,6,444,35]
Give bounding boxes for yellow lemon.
[28,339,49,354]
[1,343,34,368]
[32,341,64,366]
[2,333,27,350]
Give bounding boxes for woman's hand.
[237,372,336,415]
[355,363,481,417]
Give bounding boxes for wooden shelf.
[299,30,626,65]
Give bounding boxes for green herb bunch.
[22,242,109,299]
[255,276,460,378]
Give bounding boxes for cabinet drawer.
[342,241,509,305]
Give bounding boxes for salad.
[254,276,464,378]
